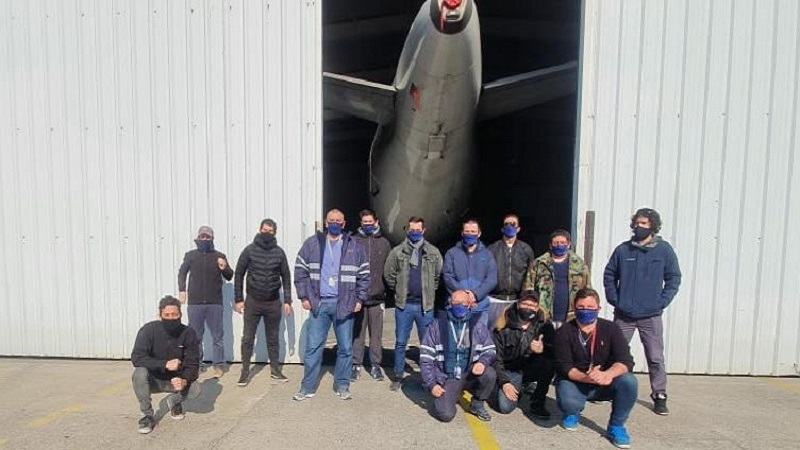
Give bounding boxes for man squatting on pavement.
[131,295,200,434]
[234,218,293,386]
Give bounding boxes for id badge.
[328,276,337,287]
[454,365,462,380]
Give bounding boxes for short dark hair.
[359,209,377,220]
[503,214,519,225]
[462,218,481,231]
[159,295,182,312]
[549,229,571,242]
[574,288,600,305]
[408,216,425,228]
[630,208,662,233]
[518,289,539,302]
[260,218,277,233]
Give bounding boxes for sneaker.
[350,366,361,381]
[237,369,250,387]
[369,366,384,381]
[529,401,552,419]
[606,424,631,448]
[653,393,669,415]
[389,378,403,392]
[137,415,155,434]
[270,368,289,382]
[561,413,579,431]
[211,366,224,379]
[468,399,491,421]
[292,391,315,401]
[167,397,184,420]
[336,388,353,400]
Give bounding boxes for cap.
[519,289,539,301]
[197,225,214,239]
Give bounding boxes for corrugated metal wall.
[576,0,800,375]
[0,0,322,362]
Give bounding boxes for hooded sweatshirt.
[234,232,292,303]
[351,226,392,304]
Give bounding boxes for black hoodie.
[234,233,292,303]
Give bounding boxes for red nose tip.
[443,0,462,9]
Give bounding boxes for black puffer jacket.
[492,303,555,386]
[234,233,292,303]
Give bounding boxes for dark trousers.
[496,357,555,413]
[132,367,190,417]
[187,303,224,365]
[352,303,384,366]
[433,366,497,422]
[614,312,667,395]
[240,298,282,370]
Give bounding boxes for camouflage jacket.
[522,250,590,321]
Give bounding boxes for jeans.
[394,302,434,376]
[187,303,224,366]
[433,366,497,422]
[496,357,555,414]
[555,372,638,426]
[132,367,190,417]
[241,298,282,371]
[300,301,355,393]
[614,312,667,395]
[352,303,384,367]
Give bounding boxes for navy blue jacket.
[603,237,681,319]
[443,241,498,313]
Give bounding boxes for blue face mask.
[502,224,518,238]
[407,230,424,243]
[362,224,375,235]
[327,222,343,235]
[551,244,569,257]
[575,308,598,324]
[449,303,471,320]
[462,234,479,246]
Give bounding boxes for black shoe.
[237,369,250,387]
[652,393,669,416]
[270,368,289,382]
[350,365,361,381]
[369,366,384,381]
[137,415,155,434]
[167,398,184,420]
[468,400,491,422]
[529,401,552,419]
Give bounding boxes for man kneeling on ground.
[554,288,637,449]
[492,289,555,418]
[131,295,200,434]
[420,289,497,422]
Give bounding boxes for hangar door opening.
[322,0,581,253]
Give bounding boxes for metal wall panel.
[577,0,800,375]
[0,0,322,362]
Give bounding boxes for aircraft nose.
[443,0,462,8]
[430,0,472,34]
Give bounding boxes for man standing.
[443,219,497,325]
[350,209,392,382]
[293,209,369,401]
[383,217,443,391]
[554,288,638,449]
[420,290,497,422]
[603,208,681,416]
[487,214,535,327]
[177,225,233,378]
[523,229,591,329]
[131,296,200,434]
[233,219,293,386]
[493,289,555,418]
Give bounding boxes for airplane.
[323,0,577,244]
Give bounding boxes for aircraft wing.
[323,72,396,125]
[477,61,578,121]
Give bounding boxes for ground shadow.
[186,378,223,414]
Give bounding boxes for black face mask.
[161,318,183,337]
[518,307,537,321]
[632,226,653,242]
[195,239,215,253]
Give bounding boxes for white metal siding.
[0,0,322,362]
[577,0,800,375]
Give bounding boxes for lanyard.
[578,328,597,368]
[449,321,468,349]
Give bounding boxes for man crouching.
[420,289,497,422]
[131,295,200,434]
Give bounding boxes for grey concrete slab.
[0,358,799,450]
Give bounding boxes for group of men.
[131,207,681,449]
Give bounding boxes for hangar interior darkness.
[323,0,581,253]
